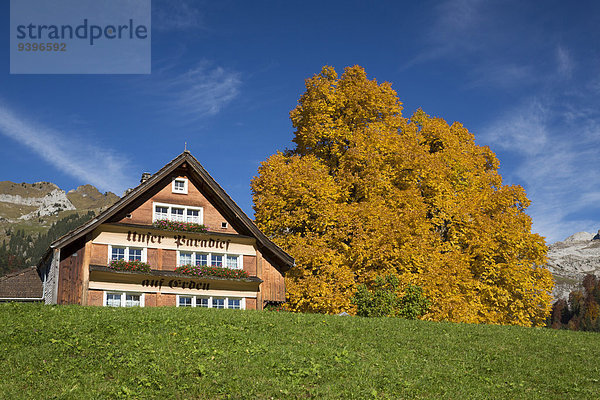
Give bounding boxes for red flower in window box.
[108,259,152,273]
[174,264,249,279]
[152,219,208,233]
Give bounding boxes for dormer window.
[172,178,188,194]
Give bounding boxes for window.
[187,209,200,223]
[180,252,193,265]
[153,202,202,224]
[106,293,121,307]
[196,297,209,308]
[178,296,192,307]
[177,251,242,269]
[196,254,208,266]
[111,247,125,260]
[172,178,188,194]
[129,248,142,261]
[171,207,185,221]
[213,298,225,309]
[228,299,241,309]
[221,222,228,229]
[155,206,168,220]
[125,294,141,307]
[226,255,238,269]
[104,292,144,307]
[109,246,146,262]
[212,254,223,267]
[176,295,244,309]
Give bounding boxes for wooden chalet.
[37,151,293,310]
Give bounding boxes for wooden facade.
[38,152,293,310]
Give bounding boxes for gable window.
[153,202,203,224]
[171,207,185,221]
[187,209,200,222]
[177,251,242,269]
[172,178,188,194]
[155,206,168,220]
[176,295,245,309]
[104,292,144,307]
[109,246,146,262]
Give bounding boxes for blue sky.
[1,0,599,243]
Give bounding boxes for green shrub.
[353,275,430,319]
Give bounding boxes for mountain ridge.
[547,231,600,300]
[0,181,119,274]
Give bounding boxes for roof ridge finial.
[184,141,187,152]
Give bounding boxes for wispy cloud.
[481,96,600,242]
[410,0,600,242]
[556,45,574,79]
[152,0,205,31]
[403,0,485,68]
[404,0,559,90]
[153,62,242,122]
[0,102,135,195]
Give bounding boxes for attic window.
[221,222,228,229]
[172,178,188,194]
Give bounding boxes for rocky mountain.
[0,181,118,246]
[547,231,600,300]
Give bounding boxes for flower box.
[174,264,250,279]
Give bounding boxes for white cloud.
[0,102,134,195]
[467,63,537,90]
[152,0,205,31]
[480,97,600,243]
[481,99,548,156]
[405,0,561,90]
[158,62,241,122]
[556,46,574,79]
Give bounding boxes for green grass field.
[1,303,598,399]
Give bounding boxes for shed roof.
[0,267,43,300]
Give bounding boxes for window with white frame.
[155,205,168,220]
[171,207,185,221]
[109,246,146,262]
[104,292,144,307]
[176,295,244,309]
[226,255,239,269]
[172,178,188,194]
[177,251,242,269]
[153,202,202,224]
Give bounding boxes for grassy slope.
[1,304,598,400]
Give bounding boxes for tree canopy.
[251,65,553,326]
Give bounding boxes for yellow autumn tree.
[251,65,553,326]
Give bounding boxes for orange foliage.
[252,65,553,326]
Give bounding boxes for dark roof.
[44,151,294,273]
[0,267,43,299]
